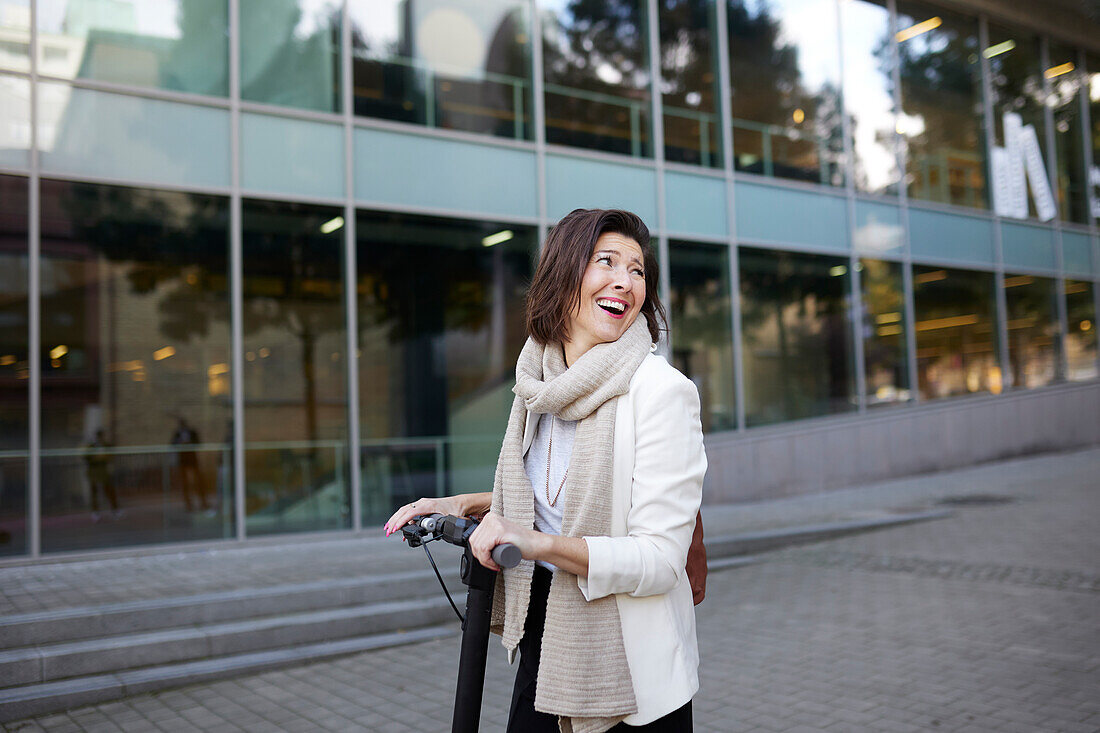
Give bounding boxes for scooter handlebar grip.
[491,543,522,569]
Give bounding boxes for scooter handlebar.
[491,543,522,569]
[413,514,521,569]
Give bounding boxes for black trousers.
[506,565,693,732]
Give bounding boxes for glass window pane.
[36,0,228,96]
[0,175,28,556]
[913,265,1000,399]
[350,0,533,142]
[726,0,844,186]
[659,0,722,168]
[1048,42,1088,224]
[37,82,231,189]
[240,0,341,113]
[40,180,233,554]
[355,212,536,522]
[1003,274,1060,388]
[739,247,855,426]
[986,25,1051,221]
[841,0,899,195]
[895,3,986,209]
[241,113,344,199]
[859,258,910,405]
[541,0,653,158]
[669,240,735,432]
[0,0,30,72]
[0,72,30,169]
[1065,279,1097,381]
[242,200,348,536]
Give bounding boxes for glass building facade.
[0,0,1097,557]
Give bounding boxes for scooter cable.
[422,537,465,624]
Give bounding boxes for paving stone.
[4,448,1099,732]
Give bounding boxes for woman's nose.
[611,267,631,290]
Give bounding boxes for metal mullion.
[835,0,866,413]
[645,0,670,352]
[35,74,233,111]
[531,1,548,244]
[887,0,919,404]
[229,0,246,543]
[1081,49,1100,379]
[1040,36,1070,381]
[980,16,1011,391]
[341,0,362,531]
[714,0,744,432]
[28,0,41,558]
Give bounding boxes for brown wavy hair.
[525,208,666,345]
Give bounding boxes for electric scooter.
[401,514,521,733]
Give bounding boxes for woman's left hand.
[468,512,535,571]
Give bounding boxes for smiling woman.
[524,210,663,354]
[386,209,705,732]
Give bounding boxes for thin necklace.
[545,415,568,507]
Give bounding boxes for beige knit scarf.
[490,315,652,733]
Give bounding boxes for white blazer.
[521,353,707,725]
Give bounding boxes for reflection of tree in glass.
[659,0,716,109]
[725,0,843,183]
[161,0,231,95]
[670,244,734,431]
[986,31,1045,137]
[239,204,343,455]
[50,183,228,451]
[913,268,997,398]
[240,0,341,112]
[351,4,531,138]
[59,185,229,349]
[1004,278,1058,387]
[544,0,648,90]
[877,10,984,189]
[726,0,810,127]
[357,219,532,437]
[859,259,906,395]
[542,0,651,154]
[740,250,852,422]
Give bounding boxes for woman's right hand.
[383,493,491,537]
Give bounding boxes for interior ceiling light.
[896,16,941,43]
[982,39,1015,58]
[1044,62,1074,79]
[482,230,514,247]
[320,216,344,234]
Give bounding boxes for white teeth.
[596,298,626,313]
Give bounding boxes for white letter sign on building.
[990,112,1057,222]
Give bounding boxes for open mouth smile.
[596,298,629,319]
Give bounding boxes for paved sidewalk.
[3,447,1099,732]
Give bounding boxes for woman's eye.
[596,255,613,266]
[632,268,645,277]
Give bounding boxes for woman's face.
[565,232,646,358]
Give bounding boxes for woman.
[385,208,706,733]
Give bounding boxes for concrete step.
[704,508,953,557]
[0,625,457,722]
[0,507,952,722]
[0,595,458,688]
[0,567,461,649]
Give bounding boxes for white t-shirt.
[523,412,576,570]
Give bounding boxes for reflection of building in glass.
[1,0,1098,559]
